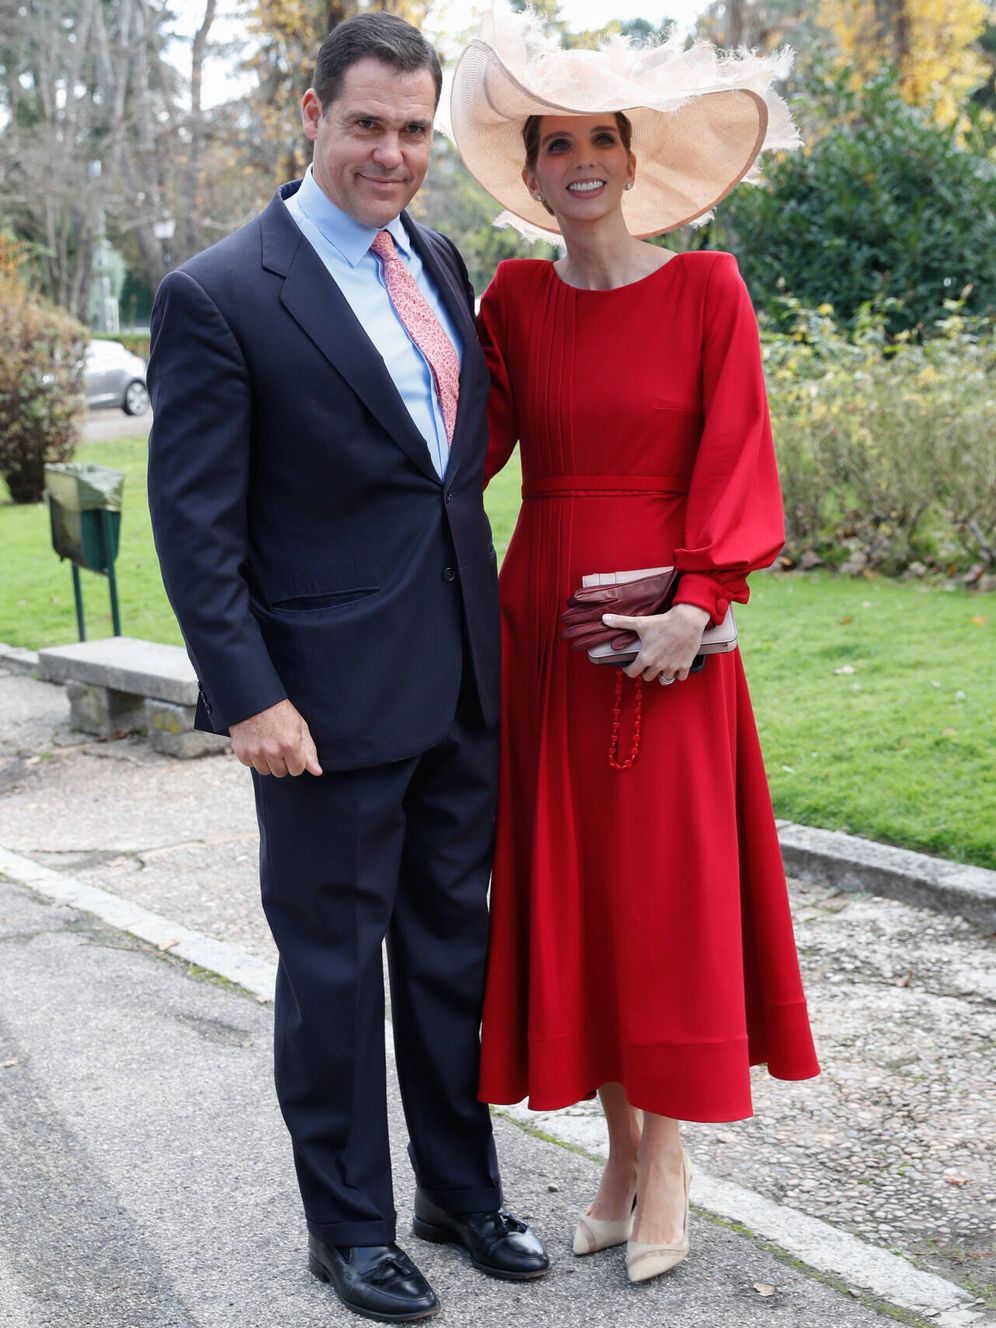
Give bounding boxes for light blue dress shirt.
[284,167,461,479]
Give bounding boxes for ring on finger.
[659,673,677,687]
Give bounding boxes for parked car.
[84,339,149,415]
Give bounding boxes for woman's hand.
[602,603,711,684]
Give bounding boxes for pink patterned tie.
[370,230,460,444]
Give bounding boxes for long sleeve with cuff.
[670,255,784,626]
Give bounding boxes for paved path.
[83,407,152,444]
[1,665,993,1325]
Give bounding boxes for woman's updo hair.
[522,111,634,173]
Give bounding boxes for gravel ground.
[1,665,993,1304]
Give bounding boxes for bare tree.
[0,0,228,313]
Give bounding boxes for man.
[147,13,547,1322]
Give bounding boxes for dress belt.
[522,474,690,499]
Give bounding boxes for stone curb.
[3,641,994,929]
[776,821,996,932]
[0,846,277,1000]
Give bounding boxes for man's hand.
[602,602,711,684]
[229,699,322,777]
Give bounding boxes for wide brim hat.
[448,6,801,239]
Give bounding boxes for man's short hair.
[313,13,443,112]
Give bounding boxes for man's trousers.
[251,683,502,1247]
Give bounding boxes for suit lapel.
[404,215,486,481]
[261,188,441,485]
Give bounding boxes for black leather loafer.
[412,1189,550,1281]
[308,1236,439,1322]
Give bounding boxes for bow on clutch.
[559,568,680,652]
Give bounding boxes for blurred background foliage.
[0,0,993,577]
[2,0,992,319]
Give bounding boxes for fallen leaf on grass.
[753,1283,778,1297]
[839,615,853,624]
[781,765,795,774]
[833,664,855,675]
[942,728,958,737]
[970,615,986,626]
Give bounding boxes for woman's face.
[522,114,636,228]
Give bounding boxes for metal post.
[98,509,122,636]
[71,565,87,641]
[106,564,122,635]
[105,568,122,640]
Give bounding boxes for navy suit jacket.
[147,182,500,771]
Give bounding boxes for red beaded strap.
[608,672,643,770]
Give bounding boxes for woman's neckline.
[549,250,689,294]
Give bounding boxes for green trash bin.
[45,463,125,640]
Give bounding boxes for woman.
[450,10,820,1283]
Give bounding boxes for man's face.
[301,57,438,228]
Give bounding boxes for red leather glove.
[560,569,679,652]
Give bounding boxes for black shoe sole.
[308,1254,439,1322]
[412,1217,550,1282]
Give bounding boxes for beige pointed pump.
[625,1149,693,1282]
[572,1197,636,1256]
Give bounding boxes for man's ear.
[302,88,323,142]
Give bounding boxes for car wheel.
[123,380,150,416]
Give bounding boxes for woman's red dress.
[477,252,820,1122]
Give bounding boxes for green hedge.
[763,299,995,577]
[702,68,996,337]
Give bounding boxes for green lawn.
[3,437,993,869]
[1,437,182,649]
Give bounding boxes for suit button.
[445,491,453,503]
[442,566,457,583]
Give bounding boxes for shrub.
[764,298,996,575]
[0,275,88,504]
[701,68,996,336]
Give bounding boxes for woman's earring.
[624,181,634,191]
[533,193,544,202]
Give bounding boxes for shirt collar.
[295,166,411,267]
